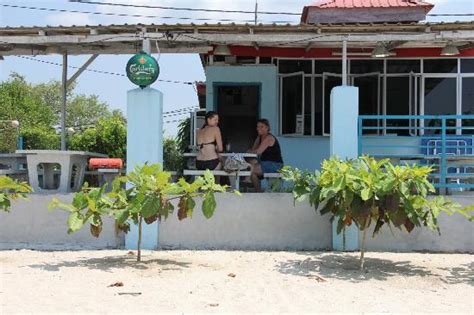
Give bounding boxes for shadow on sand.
[25,254,192,273]
[276,253,473,285]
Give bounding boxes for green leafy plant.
[282,156,473,270]
[0,176,33,211]
[49,164,228,261]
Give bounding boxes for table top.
[16,150,107,157]
[183,152,258,158]
[0,153,27,158]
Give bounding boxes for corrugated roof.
[305,0,434,9]
[302,0,434,24]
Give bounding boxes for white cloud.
[45,12,95,26]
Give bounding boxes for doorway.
[216,85,260,152]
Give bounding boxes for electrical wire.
[14,56,196,85]
[70,0,474,18]
[0,3,293,24]
[70,0,301,16]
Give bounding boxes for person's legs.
[251,163,263,192]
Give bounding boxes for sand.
[0,250,473,314]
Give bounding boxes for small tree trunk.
[137,216,143,262]
[360,218,369,271]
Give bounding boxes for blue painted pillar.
[125,87,163,250]
[330,86,359,251]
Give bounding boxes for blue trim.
[358,115,474,191]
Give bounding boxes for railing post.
[440,117,447,194]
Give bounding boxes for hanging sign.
[126,52,160,88]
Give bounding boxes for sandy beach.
[1,250,473,314]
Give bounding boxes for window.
[423,59,457,73]
[424,77,457,134]
[386,77,411,135]
[277,57,473,137]
[462,77,474,134]
[315,60,342,74]
[280,73,304,135]
[387,60,420,73]
[350,60,383,74]
[461,59,474,73]
[279,60,312,74]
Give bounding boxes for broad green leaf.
[202,192,216,219]
[67,211,84,234]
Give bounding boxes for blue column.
[330,86,359,251]
[125,87,163,250]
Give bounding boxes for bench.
[183,170,251,190]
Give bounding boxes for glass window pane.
[314,77,323,135]
[386,77,410,135]
[323,76,342,134]
[281,75,303,134]
[423,59,457,73]
[315,60,342,74]
[461,59,474,73]
[350,60,383,74]
[279,60,312,74]
[387,59,420,73]
[462,77,474,134]
[304,77,312,135]
[424,78,457,134]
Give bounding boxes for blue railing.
[358,115,474,192]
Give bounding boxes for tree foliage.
[69,111,126,159]
[0,176,33,212]
[49,164,229,261]
[0,73,119,152]
[163,137,184,172]
[282,156,473,269]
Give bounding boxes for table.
[0,153,27,171]
[16,150,107,193]
[183,153,258,158]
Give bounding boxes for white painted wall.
[362,196,474,253]
[159,193,333,251]
[1,193,472,252]
[0,194,122,250]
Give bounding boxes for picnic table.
[183,152,258,190]
[16,150,107,193]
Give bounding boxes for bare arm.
[254,135,275,155]
[248,137,260,153]
[215,127,224,153]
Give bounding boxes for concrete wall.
[0,194,123,250]
[1,193,472,252]
[159,193,333,250]
[363,196,474,253]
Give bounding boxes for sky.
[0,0,473,136]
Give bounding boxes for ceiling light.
[441,42,460,56]
[213,45,231,56]
[371,44,390,58]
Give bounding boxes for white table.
[16,150,107,193]
[0,153,27,171]
[183,153,258,158]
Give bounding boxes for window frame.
[279,71,305,136]
[276,56,474,137]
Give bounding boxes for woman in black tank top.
[247,119,284,192]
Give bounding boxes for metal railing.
[358,115,474,192]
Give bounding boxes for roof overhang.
[0,22,473,56]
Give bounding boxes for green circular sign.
[126,52,160,88]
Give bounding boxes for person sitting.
[247,119,284,192]
[196,111,223,170]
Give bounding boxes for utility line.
[14,56,195,86]
[70,0,301,16]
[70,1,474,18]
[0,4,293,24]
